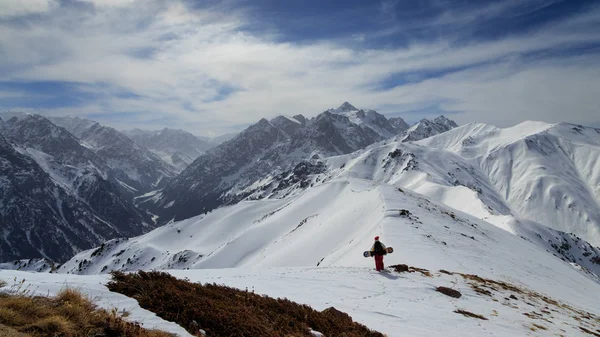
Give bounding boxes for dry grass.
[0,287,173,337]
[389,264,432,277]
[107,270,385,337]
[459,273,524,294]
[0,323,29,337]
[454,309,488,320]
[580,326,600,336]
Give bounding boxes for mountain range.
[3,103,600,336]
[0,116,153,262]
[139,103,449,224]
[2,103,599,282]
[123,128,215,172]
[0,104,428,262]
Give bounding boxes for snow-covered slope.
[0,258,58,272]
[56,178,600,335]
[4,260,600,337]
[123,128,214,172]
[142,103,407,224]
[320,138,600,274]
[201,130,600,276]
[51,116,177,193]
[417,121,600,247]
[60,178,598,280]
[397,115,459,142]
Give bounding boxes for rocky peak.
[336,101,358,112]
[434,115,459,128]
[293,114,308,125]
[388,117,410,133]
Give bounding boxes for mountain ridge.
[140,103,438,224]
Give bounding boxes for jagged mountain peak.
[122,127,214,172]
[142,105,398,224]
[293,114,307,125]
[336,101,358,112]
[270,115,305,136]
[51,116,177,192]
[433,115,458,128]
[396,115,459,142]
[0,121,153,262]
[388,116,410,132]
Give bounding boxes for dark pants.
[374,255,384,271]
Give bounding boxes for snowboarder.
[370,236,387,271]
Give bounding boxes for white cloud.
[0,0,55,17]
[1,0,599,135]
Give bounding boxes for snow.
[4,111,600,336]
[0,270,193,337]
[5,154,600,336]
[283,115,302,124]
[135,189,160,199]
[117,179,139,193]
[58,178,600,308]
[417,121,600,246]
[4,261,599,337]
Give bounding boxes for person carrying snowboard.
[370,236,387,271]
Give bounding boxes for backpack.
[373,241,385,256]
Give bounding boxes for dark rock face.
[0,116,153,262]
[51,116,177,193]
[389,117,410,132]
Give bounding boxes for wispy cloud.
[0,0,599,135]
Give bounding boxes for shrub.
[107,270,385,337]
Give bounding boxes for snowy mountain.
[388,116,410,132]
[0,131,151,263]
[51,116,177,193]
[56,178,600,335]
[178,122,600,275]
[123,128,214,172]
[57,178,598,279]
[206,132,239,145]
[416,121,600,247]
[0,114,151,215]
[397,115,459,142]
[140,103,403,223]
[5,111,600,336]
[327,101,398,138]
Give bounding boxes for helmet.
[374,236,379,241]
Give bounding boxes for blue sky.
[0,0,599,135]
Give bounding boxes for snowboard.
[363,247,393,257]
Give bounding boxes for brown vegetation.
[580,326,600,337]
[389,264,432,277]
[435,286,462,299]
[453,309,488,320]
[0,287,172,337]
[107,270,385,337]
